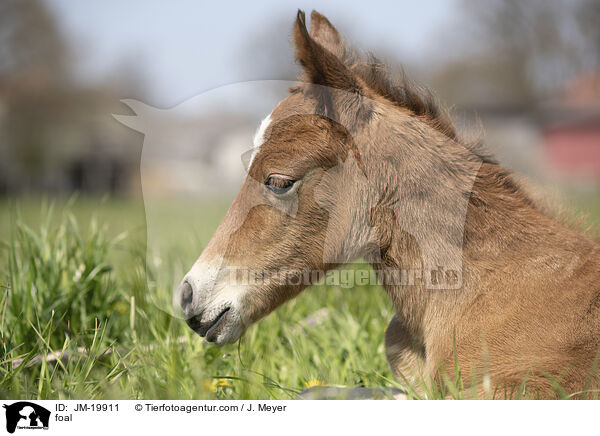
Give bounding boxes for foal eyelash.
[265,176,296,194]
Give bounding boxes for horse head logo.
[3,402,51,434]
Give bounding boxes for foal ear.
[294,10,361,95]
[309,10,344,59]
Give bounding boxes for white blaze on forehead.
[248,113,272,167]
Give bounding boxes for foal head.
[179,11,482,344]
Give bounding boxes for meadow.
[1,192,599,400]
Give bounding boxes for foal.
[179,10,600,398]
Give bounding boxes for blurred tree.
[0,0,68,83]
[0,0,145,194]
[0,0,71,190]
[432,0,600,109]
[576,0,600,70]
[235,16,300,83]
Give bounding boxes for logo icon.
[2,402,50,434]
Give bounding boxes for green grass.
[0,196,400,400]
[0,192,599,400]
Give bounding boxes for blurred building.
[452,72,600,191]
[135,111,255,196]
[539,72,600,183]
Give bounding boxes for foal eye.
[265,175,296,194]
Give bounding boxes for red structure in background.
[541,73,600,181]
[544,119,600,179]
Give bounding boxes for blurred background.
[1,0,599,199]
[1,0,600,400]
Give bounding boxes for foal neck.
[373,161,555,345]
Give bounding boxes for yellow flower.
[113,301,128,315]
[304,378,324,388]
[216,378,231,387]
[202,379,217,393]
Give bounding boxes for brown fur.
[189,10,600,398]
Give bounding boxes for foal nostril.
[179,280,194,311]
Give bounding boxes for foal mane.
[291,17,496,165]
[355,56,457,139]
[351,54,497,165]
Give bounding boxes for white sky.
[45,0,459,107]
